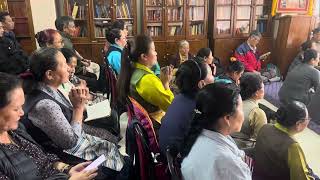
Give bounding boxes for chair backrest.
[165,146,183,180]
[125,97,169,180]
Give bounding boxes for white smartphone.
[83,155,106,171]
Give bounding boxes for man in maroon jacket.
[235,30,263,73]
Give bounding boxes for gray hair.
[178,40,189,49]
[55,16,74,32]
[249,30,261,38]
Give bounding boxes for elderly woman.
[232,73,267,148]
[181,83,251,180]
[0,72,97,180]
[169,40,194,68]
[21,48,124,178]
[253,101,319,179]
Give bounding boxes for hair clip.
[194,109,202,115]
[230,57,237,62]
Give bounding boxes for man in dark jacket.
[0,11,29,75]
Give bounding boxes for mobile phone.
[83,155,106,171]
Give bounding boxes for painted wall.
[30,0,57,47]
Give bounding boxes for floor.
[260,99,320,175]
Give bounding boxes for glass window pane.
[190,22,204,35]
[256,0,265,5]
[147,23,162,37]
[217,6,231,19]
[189,7,204,21]
[146,7,162,21]
[237,0,251,5]
[188,0,205,6]
[255,19,268,33]
[168,22,183,36]
[167,7,183,21]
[235,20,250,34]
[256,5,271,19]
[116,0,132,19]
[237,6,251,19]
[93,0,111,18]
[216,21,231,35]
[167,0,183,6]
[146,0,162,6]
[67,0,89,37]
[217,0,232,5]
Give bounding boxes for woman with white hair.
[169,40,194,68]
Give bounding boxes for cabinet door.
[165,0,185,39]
[65,0,90,40]
[145,0,165,40]
[186,0,207,39]
[253,0,272,35]
[115,0,136,37]
[91,0,112,40]
[234,0,252,36]
[214,0,233,38]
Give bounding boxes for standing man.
[234,30,265,73]
[0,11,29,75]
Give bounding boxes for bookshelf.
[60,0,137,63]
[209,0,272,66]
[0,0,8,11]
[143,0,208,66]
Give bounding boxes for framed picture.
[271,0,314,16]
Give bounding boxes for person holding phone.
[0,72,97,180]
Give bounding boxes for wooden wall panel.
[91,43,105,64]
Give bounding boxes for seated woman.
[159,57,214,154]
[118,35,174,128]
[104,27,127,75]
[253,101,319,180]
[181,83,251,180]
[215,58,244,86]
[21,48,124,176]
[196,47,218,76]
[288,40,317,73]
[279,49,320,105]
[169,40,193,68]
[0,72,97,180]
[35,29,102,92]
[232,73,267,148]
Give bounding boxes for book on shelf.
[71,3,79,19]
[116,2,131,18]
[167,0,183,6]
[74,26,87,37]
[189,7,204,21]
[169,26,183,36]
[147,26,162,36]
[189,0,205,6]
[190,23,204,35]
[167,8,183,21]
[147,9,162,21]
[146,0,162,6]
[95,3,111,18]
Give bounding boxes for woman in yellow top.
[117,35,174,128]
[253,101,319,180]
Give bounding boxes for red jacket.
[234,42,261,72]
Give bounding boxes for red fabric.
[235,50,261,72]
